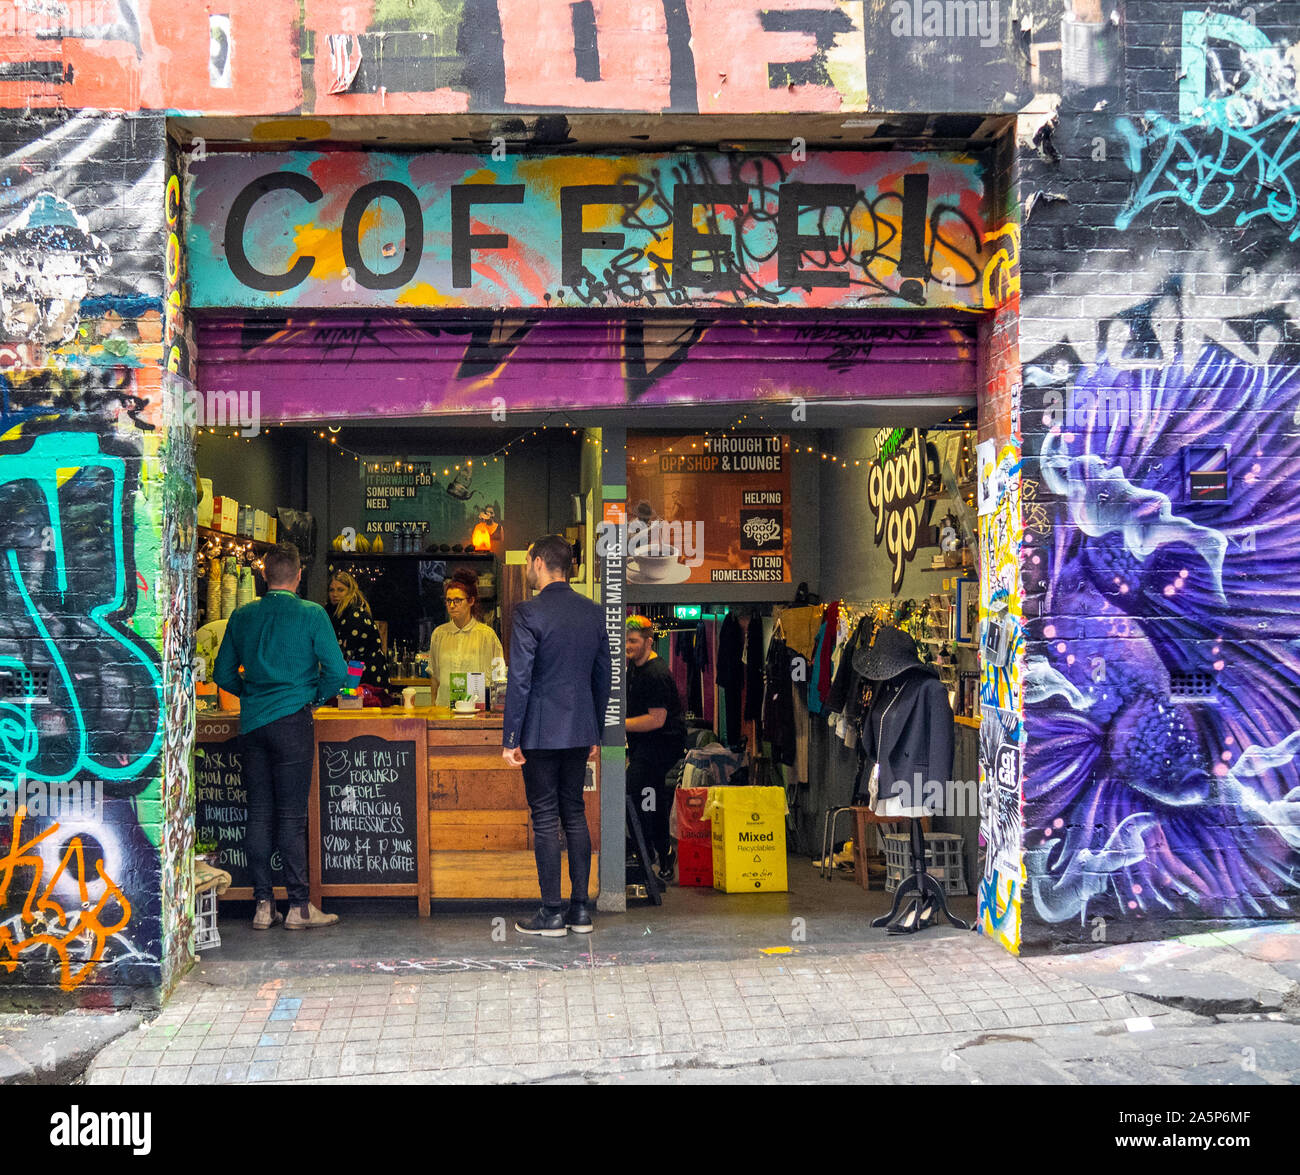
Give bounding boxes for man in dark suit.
[503,534,613,937]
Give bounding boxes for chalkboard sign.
[309,716,429,913]
[194,716,285,899]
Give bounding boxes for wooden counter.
[416,707,601,903]
[196,704,600,911]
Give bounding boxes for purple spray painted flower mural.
[1023,295,1300,931]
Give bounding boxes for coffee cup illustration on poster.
[624,434,792,585]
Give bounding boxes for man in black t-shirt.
[625,615,687,882]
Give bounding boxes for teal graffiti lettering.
[0,433,162,786]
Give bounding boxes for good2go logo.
[866,427,935,593]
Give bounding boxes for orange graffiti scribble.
[0,806,131,992]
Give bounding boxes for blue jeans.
[521,747,592,911]
[240,706,314,904]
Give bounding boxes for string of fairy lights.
[626,405,977,478]
[196,403,978,485]
[194,410,604,470]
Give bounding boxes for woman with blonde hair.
[327,570,390,690]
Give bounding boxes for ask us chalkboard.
[309,716,430,914]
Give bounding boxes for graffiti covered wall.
[3,0,1300,994]
[0,1,1064,117]
[974,129,1025,953]
[0,112,176,1005]
[159,140,198,993]
[1018,5,1300,948]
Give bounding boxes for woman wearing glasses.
[428,568,504,707]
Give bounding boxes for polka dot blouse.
[330,606,391,691]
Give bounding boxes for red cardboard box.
[673,788,712,887]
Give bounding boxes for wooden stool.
[852,807,930,891]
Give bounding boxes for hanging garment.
[716,611,744,745]
[780,604,823,661]
[671,629,691,713]
[807,600,839,715]
[687,620,708,718]
[792,681,811,784]
[700,618,716,728]
[743,609,764,728]
[762,633,796,767]
[816,599,840,707]
[825,617,868,715]
[807,611,829,717]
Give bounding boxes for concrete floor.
[203,854,980,975]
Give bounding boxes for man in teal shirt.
[215,542,349,930]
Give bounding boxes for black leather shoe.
[515,909,567,937]
[656,847,676,885]
[886,897,923,935]
[565,903,594,933]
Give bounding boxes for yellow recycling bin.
[703,785,789,893]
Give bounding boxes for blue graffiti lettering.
[1115,107,1300,242]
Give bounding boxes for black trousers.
[520,747,592,911]
[240,706,314,905]
[628,749,681,863]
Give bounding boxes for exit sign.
[673,605,701,621]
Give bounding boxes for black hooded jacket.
[856,665,954,806]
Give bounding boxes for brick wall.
[0,111,176,1007]
[1015,3,1300,949]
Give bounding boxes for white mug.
[402,687,416,710]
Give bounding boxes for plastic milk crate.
[883,832,968,896]
[194,887,221,951]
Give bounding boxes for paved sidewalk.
[85,932,1182,1085]
[0,1011,140,1085]
[1036,924,1300,1015]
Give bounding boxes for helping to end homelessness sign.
[624,433,792,586]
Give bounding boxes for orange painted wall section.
[0,0,910,116]
[0,1,303,113]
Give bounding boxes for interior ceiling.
[171,112,1011,154]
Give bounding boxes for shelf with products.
[329,551,495,561]
[198,525,278,553]
[196,539,266,629]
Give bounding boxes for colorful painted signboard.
[187,150,988,312]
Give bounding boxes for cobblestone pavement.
[79,931,1299,1085]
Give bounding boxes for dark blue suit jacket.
[503,581,613,751]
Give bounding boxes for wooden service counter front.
[195,707,601,915]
